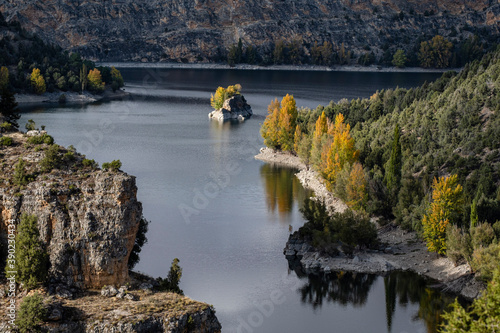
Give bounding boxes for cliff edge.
[0,132,141,289]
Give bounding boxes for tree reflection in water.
[295,267,465,333]
[298,270,377,309]
[260,164,311,220]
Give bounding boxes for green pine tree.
[440,269,500,332]
[385,124,402,198]
[0,88,21,130]
[15,293,47,333]
[167,258,183,294]
[13,158,28,186]
[13,214,48,290]
[470,197,479,229]
[236,38,243,63]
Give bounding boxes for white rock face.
[208,94,252,121]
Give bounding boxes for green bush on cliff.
[13,158,28,186]
[27,133,54,145]
[157,258,184,295]
[128,216,149,269]
[11,214,48,290]
[82,158,98,169]
[15,293,47,333]
[39,144,61,173]
[102,159,122,172]
[0,136,13,146]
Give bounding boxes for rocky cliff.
[0,0,498,63]
[0,132,141,289]
[0,131,222,332]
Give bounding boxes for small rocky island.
[208,84,252,121]
[0,130,221,332]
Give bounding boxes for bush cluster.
[102,159,121,171]
[298,198,377,254]
[27,133,54,145]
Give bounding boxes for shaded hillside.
[0,0,499,65]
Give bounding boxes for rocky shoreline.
[15,89,130,106]
[98,62,455,73]
[255,147,485,300]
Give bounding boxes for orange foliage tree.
[422,175,464,254]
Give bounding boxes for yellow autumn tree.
[323,113,359,190]
[30,68,46,95]
[347,162,367,210]
[293,125,302,153]
[87,68,105,93]
[422,175,464,254]
[261,99,281,149]
[210,84,241,110]
[310,111,329,168]
[261,95,297,151]
[277,94,297,152]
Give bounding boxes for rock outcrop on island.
[208,94,252,121]
[0,0,498,63]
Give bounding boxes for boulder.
[209,95,252,121]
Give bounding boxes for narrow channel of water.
[18,68,460,332]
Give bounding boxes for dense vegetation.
[440,269,500,332]
[262,47,500,280]
[0,11,123,94]
[298,198,378,254]
[227,32,494,68]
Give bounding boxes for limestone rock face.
[0,134,142,289]
[0,171,142,289]
[209,94,252,121]
[0,0,498,62]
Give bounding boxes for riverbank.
[15,89,130,105]
[98,62,456,73]
[255,147,484,300]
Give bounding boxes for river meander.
[19,68,458,333]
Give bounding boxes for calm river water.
[19,68,456,333]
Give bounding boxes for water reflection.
[298,271,377,309]
[293,269,461,333]
[260,164,311,220]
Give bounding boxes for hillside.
[0,0,499,65]
[258,46,500,288]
